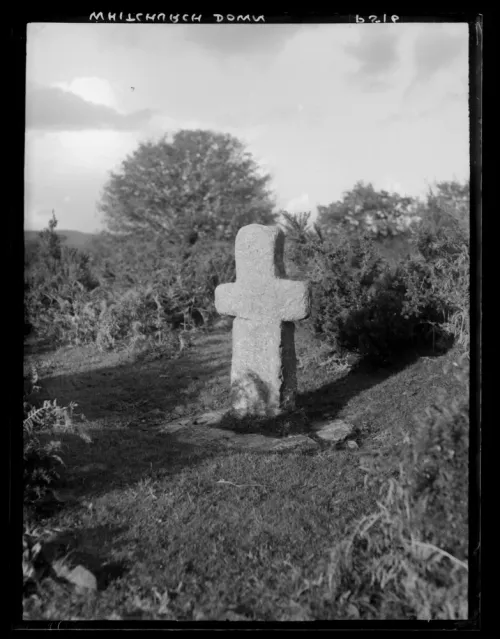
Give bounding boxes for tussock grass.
[324,353,469,620]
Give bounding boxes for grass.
[22,325,468,621]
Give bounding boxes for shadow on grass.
[27,342,230,422]
[30,427,228,506]
[212,340,453,439]
[24,327,454,505]
[22,333,232,505]
[298,349,423,420]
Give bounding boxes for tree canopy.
[98,129,277,249]
[317,181,419,240]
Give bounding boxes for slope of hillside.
[22,325,469,621]
[25,229,96,251]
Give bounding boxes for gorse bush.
[90,237,236,347]
[326,353,469,620]
[94,286,180,352]
[25,213,101,343]
[306,232,431,363]
[307,232,387,355]
[286,181,470,364]
[25,214,236,351]
[26,178,468,364]
[174,241,236,324]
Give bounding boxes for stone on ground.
[313,419,355,443]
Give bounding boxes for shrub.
[25,203,236,352]
[25,214,101,345]
[175,241,236,327]
[305,216,468,364]
[23,366,91,509]
[308,232,386,354]
[99,236,235,324]
[95,286,179,351]
[303,178,469,363]
[410,218,469,353]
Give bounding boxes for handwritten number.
[355,14,399,24]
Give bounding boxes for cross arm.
[215,279,311,322]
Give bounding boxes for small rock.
[284,601,312,621]
[219,610,249,621]
[193,410,226,426]
[158,418,190,433]
[346,440,359,450]
[346,602,361,618]
[314,419,355,443]
[68,565,98,592]
[52,560,97,592]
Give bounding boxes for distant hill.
[25,229,97,251]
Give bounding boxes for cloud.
[140,111,266,150]
[53,77,119,109]
[380,177,406,194]
[378,100,447,127]
[181,24,309,60]
[413,25,466,83]
[390,75,469,127]
[259,103,326,129]
[25,205,54,230]
[344,26,400,88]
[25,171,107,232]
[26,83,154,132]
[284,193,314,214]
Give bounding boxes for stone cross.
[215,224,311,418]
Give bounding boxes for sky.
[25,21,469,233]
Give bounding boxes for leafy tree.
[98,129,277,252]
[317,181,420,242]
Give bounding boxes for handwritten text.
[89,13,265,23]
[355,15,400,23]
